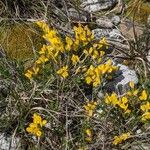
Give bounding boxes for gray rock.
[81,0,117,13]
[0,133,20,150]
[68,8,87,22]
[103,63,138,95]
[92,28,111,39]
[108,29,124,42]
[92,28,124,42]
[96,17,114,28]
[111,15,121,25]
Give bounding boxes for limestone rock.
[68,8,87,22]
[81,0,117,13]
[0,133,20,150]
[96,17,114,28]
[93,28,124,42]
[111,15,121,26]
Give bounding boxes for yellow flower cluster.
[127,83,149,121]
[56,65,69,78]
[25,66,39,80]
[25,21,64,79]
[127,82,148,99]
[73,24,94,48]
[140,101,150,121]
[85,60,117,87]
[24,22,96,80]
[26,113,47,137]
[105,92,131,113]
[113,132,131,145]
[71,54,80,65]
[84,101,97,117]
[85,129,93,142]
[139,90,148,101]
[83,38,107,62]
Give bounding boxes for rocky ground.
[0,0,150,149]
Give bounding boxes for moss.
[0,22,44,61]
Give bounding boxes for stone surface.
[0,133,20,150]
[93,28,124,42]
[96,17,114,28]
[81,0,117,13]
[68,8,87,22]
[111,15,121,25]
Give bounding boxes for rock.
[68,8,87,22]
[93,28,111,39]
[108,29,124,42]
[93,28,124,42]
[111,15,121,26]
[103,63,138,95]
[0,133,20,150]
[96,17,114,28]
[80,0,117,13]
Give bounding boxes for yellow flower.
[140,102,150,112]
[26,113,47,137]
[139,90,148,100]
[85,129,92,137]
[118,102,128,111]
[25,70,33,80]
[26,123,42,137]
[133,89,139,96]
[39,45,47,55]
[129,81,134,89]
[113,132,131,145]
[141,112,150,121]
[84,101,97,117]
[71,54,80,65]
[85,129,93,142]
[105,93,118,106]
[32,66,39,75]
[36,55,49,64]
[65,36,73,51]
[33,113,47,127]
[57,66,69,78]
[85,65,102,87]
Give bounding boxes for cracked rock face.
[81,0,117,13]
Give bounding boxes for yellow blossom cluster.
[105,92,131,113]
[83,37,107,62]
[56,65,69,78]
[73,24,94,48]
[139,90,148,101]
[84,101,97,117]
[24,21,114,89]
[127,82,148,99]
[140,100,150,121]
[85,60,117,87]
[85,129,93,142]
[26,113,47,137]
[113,132,131,145]
[24,22,97,80]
